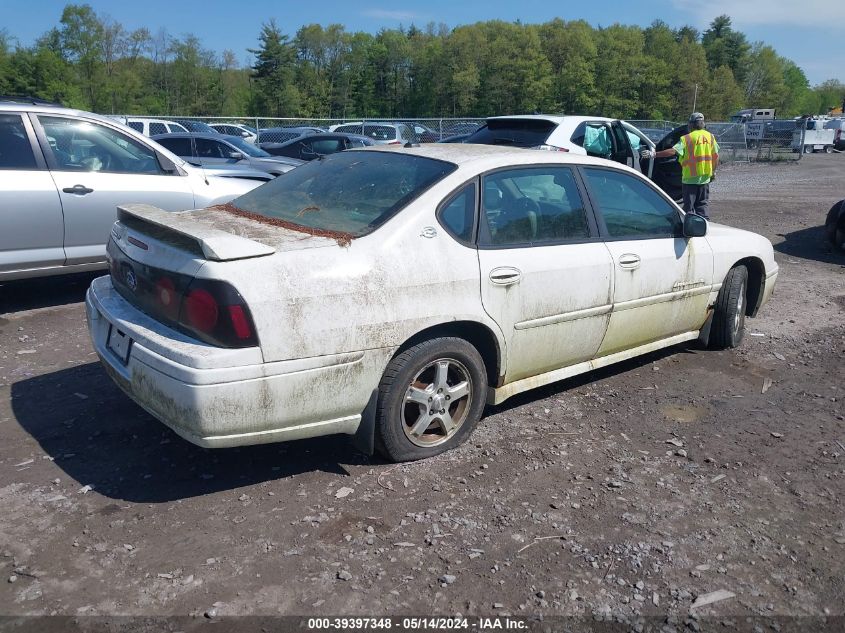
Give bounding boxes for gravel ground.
[0,154,843,632]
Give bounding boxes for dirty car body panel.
[86,145,778,454]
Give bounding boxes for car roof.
[486,114,616,125]
[151,132,243,143]
[356,143,634,172]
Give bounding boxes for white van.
[119,117,189,136]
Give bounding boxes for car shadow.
[11,362,377,504]
[0,272,102,314]
[773,225,845,265]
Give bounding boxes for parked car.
[120,117,189,136]
[328,121,416,145]
[0,100,260,281]
[151,133,303,177]
[404,122,442,142]
[256,126,324,144]
[464,115,682,199]
[826,199,845,251]
[259,133,374,160]
[208,122,258,143]
[86,144,778,462]
[824,118,845,150]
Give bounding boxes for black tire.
[375,337,487,462]
[803,145,813,154]
[710,265,748,350]
[824,145,833,154]
[826,201,845,252]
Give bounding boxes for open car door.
[651,124,688,202]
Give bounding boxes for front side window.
[310,139,343,154]
[195,138,227,158]
[582,167,680,238]
[230,151,457,238]
[0,114,37,169]
[38,116,164,174]
[480,167,590,247]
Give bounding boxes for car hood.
[252,156,304,169]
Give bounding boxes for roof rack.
[0,95,64,106]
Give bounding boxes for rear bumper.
[86,276,386,448]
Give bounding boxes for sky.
[1,0,841,86]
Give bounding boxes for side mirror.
[683,213,707,238]
[300,148,318,160]
[228,151,245,160]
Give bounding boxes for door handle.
[489,267,522,286]
[62,184,94,195]
[618,253,641,269]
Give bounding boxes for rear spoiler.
[116,203,276,262]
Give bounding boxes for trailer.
[791,117,836,153]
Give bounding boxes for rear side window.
[480,167,589,247]
[438,183,476,243]
[126,121,143,132]
[570,122,612,157]
[583,167,679,238]
[465,119,556,148]
[0,114,37,169]
[149,122,167,135]
[156,136,193,157]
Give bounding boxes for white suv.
[0,98,260,281]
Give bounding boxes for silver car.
[151,133,303,177]
[0,98,261,281]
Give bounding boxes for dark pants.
[682,183,710,219]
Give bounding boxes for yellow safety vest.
[680,129,717,182]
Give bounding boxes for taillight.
[387,140,401,145]
[177,279,258,348]
[184,288,219,332]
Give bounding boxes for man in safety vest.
[655,112,719,219]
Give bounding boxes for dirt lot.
[0,155,843,632]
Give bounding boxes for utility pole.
[692,83,699,113]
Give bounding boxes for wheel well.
[393,321,502,388]
[734,257,765,317]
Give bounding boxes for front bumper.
[86,276,385,448]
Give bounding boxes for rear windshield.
[229,151,457,237]
[465,119,556,147]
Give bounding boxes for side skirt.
[488,330,700,406]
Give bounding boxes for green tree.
[57,3,104,109]
[248,20,299,117]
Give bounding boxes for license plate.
[107,325,132,364]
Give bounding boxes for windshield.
[465,119,556,147]
[229,151,457,237]
[227,136,271,157]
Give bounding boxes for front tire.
[710,265,748,350]
[826,201,845,252]
[375,337,487,462]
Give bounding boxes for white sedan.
[86,145,778,462]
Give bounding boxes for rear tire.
[710,265,748,350]
[375,337,487,462]
[803,145,813,154]
[824,145,833,154]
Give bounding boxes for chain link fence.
[112,114,840,162]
